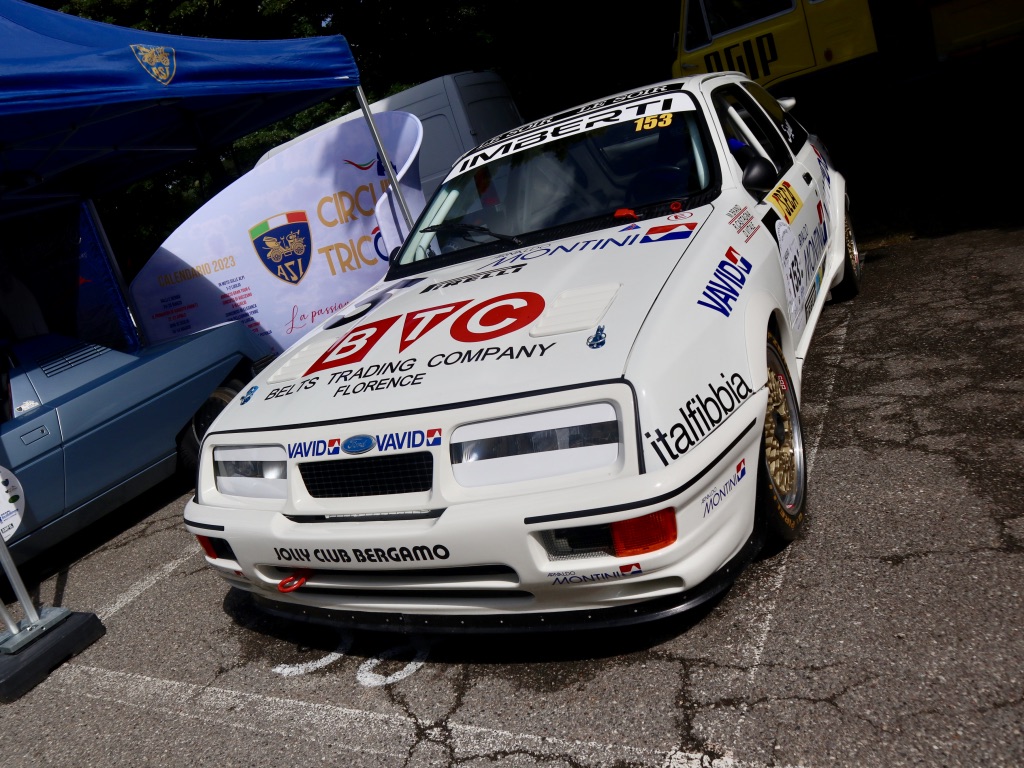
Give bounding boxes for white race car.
[184,72,861,632]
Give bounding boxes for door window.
[711,84,793,177]
[742,80,809,155]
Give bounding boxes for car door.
[0,343,66,545]
[19,335,182,513]
[741,79,834,337]
[709,80,827,343]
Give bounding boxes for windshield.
[395,90,718,268]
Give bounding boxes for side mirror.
[742,156,778,198]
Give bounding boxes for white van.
[260,71,524,198]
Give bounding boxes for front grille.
[299,451,433,498]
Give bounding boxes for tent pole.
[355,86,415,232]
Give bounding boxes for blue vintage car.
[0,203,273,565]
[0,0,367,569]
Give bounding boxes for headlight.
[450,403,619,487]
[214,445,288,499]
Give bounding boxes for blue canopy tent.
[0,0,412,350]
[0,0,363,219]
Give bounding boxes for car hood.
[215,207,713,431]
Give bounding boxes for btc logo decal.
[305,292,546,375]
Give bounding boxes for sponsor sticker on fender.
[726,204,760,242]
[549,563,644,585]
[697,246,754,318]
[646,372,754,466]
[702,459,747,517]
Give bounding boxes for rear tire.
[177,379,243,483]
[757,332,806,543]
[830,215,862,302]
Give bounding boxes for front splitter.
[245,530,761,634]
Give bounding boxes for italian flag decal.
[249,211,308,240]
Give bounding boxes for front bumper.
[185,385,767,630]
[243,528,759,634]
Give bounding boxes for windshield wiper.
[421,221,522,245]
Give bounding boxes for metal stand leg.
[0,537,105,701]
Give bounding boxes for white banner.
[130,111,426,354]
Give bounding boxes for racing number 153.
[634,113,673,131]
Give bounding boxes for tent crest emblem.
[130,44,177,85]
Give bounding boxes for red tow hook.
[278,568,312,593]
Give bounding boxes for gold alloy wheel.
[759,332,807,541]
[764,372,793,498]
[831,214,862,302]
[845,217,861,280]
[763,362,800,506]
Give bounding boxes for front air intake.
[298,451,433,497]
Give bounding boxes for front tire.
[177,379,243,482]
[758,332,806,543]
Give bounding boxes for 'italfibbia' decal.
[130,45,176,85]
[250,211,312,285]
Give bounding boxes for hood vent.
[530,283,620,337]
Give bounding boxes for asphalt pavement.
[0,219,1021,767]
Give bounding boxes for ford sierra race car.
[184,72,862,632]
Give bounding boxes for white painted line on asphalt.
[97,545,198,622]
[55,664,402,758]
[272,649,346,677]
[355,640,431,687]
[272,633,351,677]
[271,635,435,685]
[804,306,851,474]
[52,664,688,766]
[732,307,851,746]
